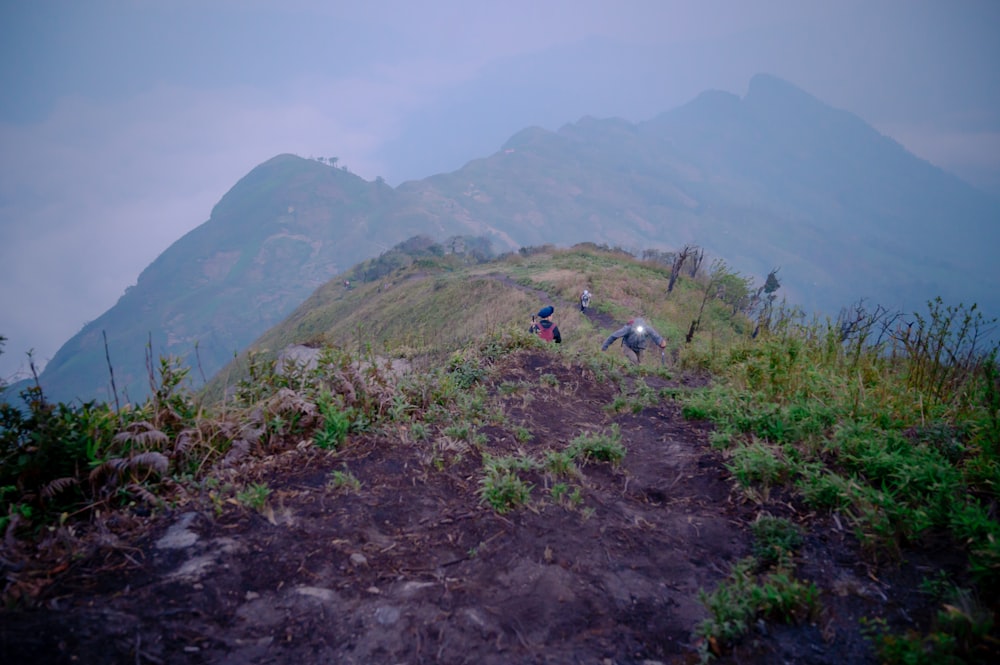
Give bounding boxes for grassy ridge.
[2,243,998,661]
[207,243,753,397]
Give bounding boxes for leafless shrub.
[89,452,169,496]
[173,427,198,458]
[222,439,252,467]
[668,245,694,294]
[112,421,169,450]
[836,299,902,346]
[892,298,999,407]
[266,388,316,419]
[41,477,78,501]
[125,483,161,507]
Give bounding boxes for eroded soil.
[0,345,956,664]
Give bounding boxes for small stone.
[374,606,400,626]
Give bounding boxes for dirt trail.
[2,343,910,665]
[3,275,945,664]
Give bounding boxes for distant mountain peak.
[502,126,555,150]
[747,73,805,94]
[641,88,738,130]
[688,89,741,114]
[744,73,827,112]
[28,75,1000,407]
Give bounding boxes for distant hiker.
[601,317,665,365]
[529,305,561,343]
[580,289,592,313]
[344,280,351,289]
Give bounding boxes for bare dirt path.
[482,270,653,342]
[1,345,912,665]
[3,275,952,664]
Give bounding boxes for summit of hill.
[15,74,1000,410]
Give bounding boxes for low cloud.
[0,69,458,378]
[3,0,998,381]
[878,122,1000,192]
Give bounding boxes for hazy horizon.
[2,0,998,381]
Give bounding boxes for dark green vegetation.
[23,74,999,407]
[682,295,1000,663]
[3,245,999,662]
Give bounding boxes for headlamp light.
[636,326,644,333]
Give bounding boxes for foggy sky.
[1,0,998,381]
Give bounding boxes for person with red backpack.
[529,305,561,343]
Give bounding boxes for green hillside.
[205,242,754,400]
[402,74,999,318]
[3,241,999,662]
[25,75,1000,407]
[33,155,471,405]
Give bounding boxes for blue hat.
[537,305,554,318]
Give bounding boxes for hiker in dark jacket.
[601,317,665,364]
[529,305,561,343]
[580,289,591,312]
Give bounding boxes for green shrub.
[861,617,960,665]
[550,482,570,502]
[486,454,540,473]
[709,429,735,450]
[544,450,577,477]
[329,469,361,493]
[539,373,559,388]
[567,425,625,465]
[726,441,788,488]
[499,380,528,395]
[863,583,994,664]
[443,423,471,441]
[410,421,430,441]
[448,354,487,389]
[236,482,271,511]
[795,469,855,511]
[514,425,533,443]
[696,557,820,660]
[0,385,173,524]
[751,514,803,565]
[315,393,352,450]
[479,469,532,514]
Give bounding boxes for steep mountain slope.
[402,73,999,316]
[22,74,1000,406]
[205,241,727,402]
[33,155,437,404]
[639,73,999,314]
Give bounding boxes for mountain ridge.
[12,73,999,406]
